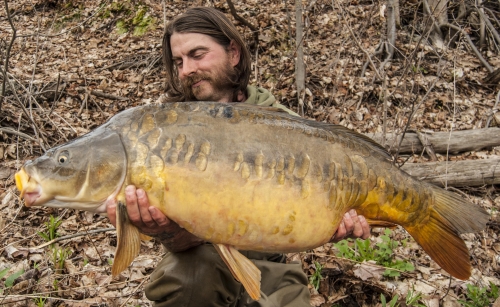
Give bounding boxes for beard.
[180,61,240,102]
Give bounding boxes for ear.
[228,40,241,67]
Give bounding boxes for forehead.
[170,32,224,57]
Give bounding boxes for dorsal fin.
[231,103,393,161]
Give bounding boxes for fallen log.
[366,128,500,155]
[401,158,500,187]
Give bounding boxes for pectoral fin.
[213,244,262,301]
[112,202,141,276]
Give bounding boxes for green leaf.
[5,269,24,288]
[0,267,10,279]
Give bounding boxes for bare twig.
[0,127,37,143]
[416,131,438,161]
[1,0,17,111]
[478,0,486,48]
[285,0,293,46]
[484,7,500,30]
[2,70,48,151]
[395,58,446,163]
[360,42,384,77]
[382,75,388,146]
[162,0,167,29]
[295,0,306,115]
[440,23,494,73]
[343,21,383,80]
[5,71,69,145]
[118,277,150,307]
[382,2,396,71]
[422,0,444,38]
[486,89,500,128]
[226,0,259,50]
[473,6,500,47]
[33,228,115,249]
[90,90,129,101]
[78,92,89,117]
[14,0,109,39]
[48,73,61,117]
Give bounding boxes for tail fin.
[430,186,489,234]
[405,186,488,280]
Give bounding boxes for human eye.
[174,59,183,68]
[193,51,207,59]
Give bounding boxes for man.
[107,7,370,307]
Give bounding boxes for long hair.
[162,7,252,102]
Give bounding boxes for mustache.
[183,74,210,87]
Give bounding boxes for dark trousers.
[145,244,311,307]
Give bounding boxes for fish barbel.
[15,101,488,300]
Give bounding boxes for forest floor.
[0,0,499,306]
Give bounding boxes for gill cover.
[21,129,127,210]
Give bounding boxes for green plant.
[0,267,25,294]
[131,6,154,36]
[53,2,84,31]
[51,246,71,274]
[38,215,62,243]
[381,293,399,307]
[101,1,155,36]
[309,261,323,291]
[405,288,426,307]
[411,65,428,74]
[458,282,499,307]
[334,229,415,278]
[34,296,47,307]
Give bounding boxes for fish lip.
[24,190,42,207]
[15,168,44,207]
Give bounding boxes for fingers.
[331,210,371,242]
[106,202,116,227]
[348,209,364,238]
[123,185,173,235]
[331,220,347,243]
[358,215,371,239]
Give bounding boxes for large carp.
[15,101,488,300]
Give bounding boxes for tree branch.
[226,0,259,50]
[473,6,500,47]
[295,0,306,115]
[33,228,115,249]
[1,0,17,111]
[440,23,494,73]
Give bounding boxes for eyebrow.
[172,46,210,61]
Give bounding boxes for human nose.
[179,58,196,79]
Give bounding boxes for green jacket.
[244,86,299,117]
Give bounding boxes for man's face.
[170,32,241,102]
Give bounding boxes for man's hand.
[106,185,203,252]
[330,209,371,242]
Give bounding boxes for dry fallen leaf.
[309,294,326,307]
[353,261,385,281]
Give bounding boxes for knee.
[145,245,243,307]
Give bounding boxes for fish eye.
[57,151,70,164]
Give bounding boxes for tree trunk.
[366,128,500,154]
[424,0,448,48]
[401,158,500,187]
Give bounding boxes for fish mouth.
[15,168,43,207]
